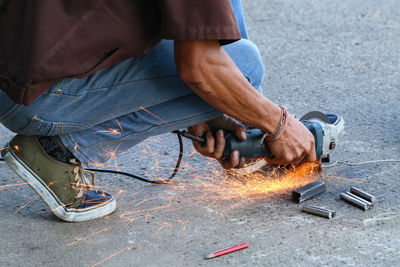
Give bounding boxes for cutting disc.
[300,111,330,123]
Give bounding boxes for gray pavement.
[1,0,400,266]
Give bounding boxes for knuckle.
[309,140,315,150]
[285,156,294,163]
[214,152,222,159]
[310,137,315,145]
[217,135,225,145]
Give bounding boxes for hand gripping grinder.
[179,111,344,163]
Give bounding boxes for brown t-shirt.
[0,0,240,105]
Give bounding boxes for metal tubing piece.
[350,187,376,203]
[292,180,326,203]
[344,192,373,210]
[301,205,335,219]
[307,205,336,217]
[340,192,369,210]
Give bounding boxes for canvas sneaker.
[1,135,116,222]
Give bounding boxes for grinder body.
[222,114,343,161]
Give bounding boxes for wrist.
[256,102,282,133]
[259,105,288,143]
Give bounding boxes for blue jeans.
[0,0,264,164]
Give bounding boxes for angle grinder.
[177,111,344,163]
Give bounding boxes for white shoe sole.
[3,148,116,222]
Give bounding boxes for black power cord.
[87,132,183,184]
[0,132,184,184]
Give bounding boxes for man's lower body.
[0,3,265,222]
[1,38,264,163]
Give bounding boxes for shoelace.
[70,159,97,198]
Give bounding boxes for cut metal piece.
[339,192,372,210]
[300,111,331,123]
[301,204,335,219]
[344,192,373,209]
[350,187,376,203]
[292,180,326,203]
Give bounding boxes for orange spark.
[114,118,123,132]
[370,6,384,23]
[168,160,323,206]
[36,203,73,215]
[15,195,40,213]
[91,246,133,267]
[106,144,120,163]
[133,195,162,207]
[88,162,101,168]
[139,106,176,130]
[13,145,20,152]
[124,215,147,226]
[100,144,122,170]
[177,218,189,232]
[115,190,125,199]
[155,222,173,236]
[0,182,30,189]
[67,228,110,246]
[120,204,172,217]
[182,219,189,231]
[94,127,121,136]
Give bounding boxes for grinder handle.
[222,129,273,159]
[222,121,323,160]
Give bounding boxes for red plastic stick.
[205,243,249,259]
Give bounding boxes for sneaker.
[1,135,116,222]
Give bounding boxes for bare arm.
[175,40,282,134]
[175,40,316,166]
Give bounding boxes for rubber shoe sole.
[3,148,116,222]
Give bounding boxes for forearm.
[175,40,281,134]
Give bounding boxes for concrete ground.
[1,0,399,266]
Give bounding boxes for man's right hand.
[265,114,316,166]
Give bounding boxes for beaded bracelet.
[258,105,288,143]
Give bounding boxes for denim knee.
[240,39,265,89]
[225,39,265,91]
